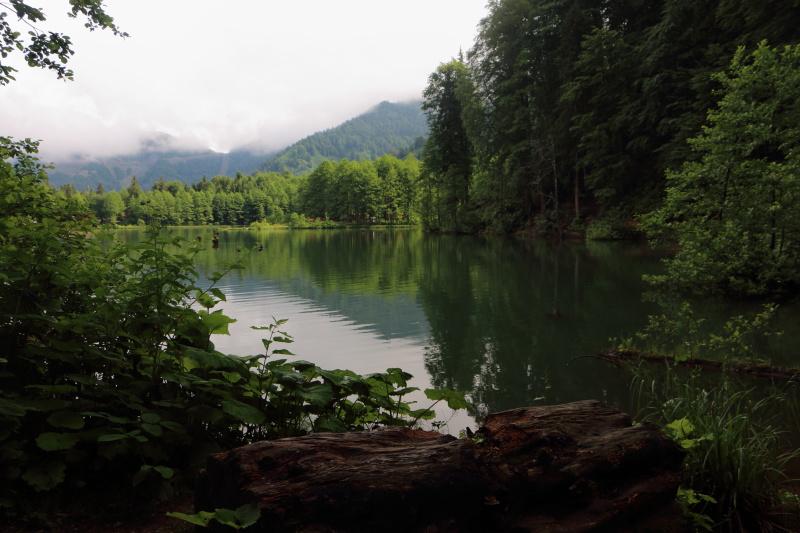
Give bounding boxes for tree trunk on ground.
[195,400,686,532]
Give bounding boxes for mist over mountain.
[46,148,274,192]
[46,100,428,191]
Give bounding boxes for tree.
[642,42,800,297]
[0,0,126,85]
[421,58,474,232]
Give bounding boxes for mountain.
[258,100,428,175]
[46,148,274,192]
[45,100,428,191]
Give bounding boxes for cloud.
[1,0,487,161]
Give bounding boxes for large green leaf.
[221,400,266,425]
[199,309,236,335]
[0,398,25,417]
[46,410,85,430]
[22,461,66,491]
[36,432,80,451]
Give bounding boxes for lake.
[118,227,800,433]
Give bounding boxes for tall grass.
[632,366,799,531]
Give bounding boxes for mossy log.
[600,348,800,382]
[195,400,686,532]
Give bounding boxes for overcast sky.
[1,0,488,162]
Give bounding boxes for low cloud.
[1,0,486,162]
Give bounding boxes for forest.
[62,154,422,226]
[420,0,800,235]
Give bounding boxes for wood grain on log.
[195,400,686,532]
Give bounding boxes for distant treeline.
[56,155,421,226]
[419,0,800,233]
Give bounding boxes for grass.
[632,366,800,532]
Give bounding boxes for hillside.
[259,100,427,175]
[45,100,427,191]
[46,149,273,192]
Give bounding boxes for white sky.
[1,0,488,162]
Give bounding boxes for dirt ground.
[4,495,195,533]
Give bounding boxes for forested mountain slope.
[259,100,427,175]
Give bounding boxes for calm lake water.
[119,227,800,432]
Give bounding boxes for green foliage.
[168,502,260,529]
[414,0,800,233]
[0,139,468,522]
[632,302,781,363]
[0,1,126,85]
[642,42,800,297]
[634,368,798,530]
[421,58,475,233]
[77,155,419,227]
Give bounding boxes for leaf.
[314,415,348,432]
[167,511,213,527]
[82,411,128,424]
[199,309,236,335]
[299,383,334,406]
[391,387,419,397]
[97,433,128,442]
[221,400,266,425]
[667,418,694,439]
[46,410,85,430]
[140,412,161,424]
[141,423,163,436]
[22,461,66,491]
[210,288,226,301]
[159,420,187,433]
[132,467,149,487]
[154,466,174,479]
[0,398,26,417]
[196,292,216,309]
[233,502,261,527]
[36,432,79,451]
[424,388,469,409]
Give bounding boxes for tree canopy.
[421,0,800,234]
[642,42,800,297]
[0,0,125,85]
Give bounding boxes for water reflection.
[115,228,799,428]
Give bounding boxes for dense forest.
[60,154,421,226]
[419,0,800,235]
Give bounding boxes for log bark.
[195,400,686,532]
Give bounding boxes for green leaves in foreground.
[168,502,261,529]
[0,138,470,521]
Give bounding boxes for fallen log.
[599,348,800,382]
[195,400,686,532]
